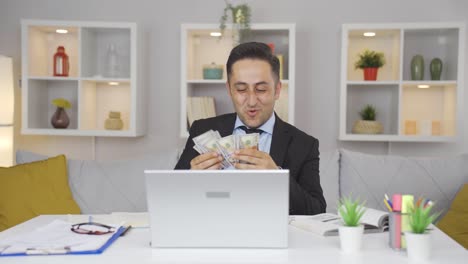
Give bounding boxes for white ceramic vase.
[339,225,364,253]
[405,232,431,261]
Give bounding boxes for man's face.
[227,59,281,128]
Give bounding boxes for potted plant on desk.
[338,196,366,253]
[354,49,385,81]
[405,199,440,261]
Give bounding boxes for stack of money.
[192,130,260,169]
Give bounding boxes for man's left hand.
[231,148,278,170]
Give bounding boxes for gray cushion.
[319,150,340,213]
[339,149,468,216]
[16,150,178,214]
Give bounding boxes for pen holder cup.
[389,212,409,250]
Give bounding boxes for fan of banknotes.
[193,130,260,169]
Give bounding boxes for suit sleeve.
[289,137,326,215]
[174,121,201,169]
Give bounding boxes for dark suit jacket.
[175,113,326,215]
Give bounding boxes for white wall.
[0,0,467,161]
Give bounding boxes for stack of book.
[187,96,216,126]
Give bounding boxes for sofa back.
[16,150,179,214]
[339,149,468,216]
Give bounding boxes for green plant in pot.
[405,199,440,261]
[51,98,71,129]
[352,104,383,134]
[219,0,252,44]
[337,196,366,253]
[354,49,386,81]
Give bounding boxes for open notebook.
[290,207,389,236]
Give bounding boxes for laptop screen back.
[144,170,289,248]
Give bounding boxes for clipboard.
[0,221,126,257]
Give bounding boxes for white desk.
[0,215,466,263]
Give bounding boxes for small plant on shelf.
[354,49,386,81]
[51,98,71,109]
[352,104,383,134]
[359,104,377,121]
[219,0,252,44]
[338,196,366,227]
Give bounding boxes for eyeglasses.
[71,222,116,235]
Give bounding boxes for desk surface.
[0,215,466,263]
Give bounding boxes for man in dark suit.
[175,42,326,215]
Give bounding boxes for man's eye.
[236,86,247,92]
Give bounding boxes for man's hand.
[231,148,278,170]
[190,152,223,170]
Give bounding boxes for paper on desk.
[0,219,119,255]
[111,212,149,228]
[66,213,149,228]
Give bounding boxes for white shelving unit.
[339,22,465,142]
[180,23,296,137]
[21,19,145,137]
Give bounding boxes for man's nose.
[246,90,258,106]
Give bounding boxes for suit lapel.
[218,113,237,137]
[270,115,291,166]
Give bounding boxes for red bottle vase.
[51,107,70,129]
[363,67,379,81]
[53,46,70,77]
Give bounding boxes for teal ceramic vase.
[411,55,424,80]
[430,58,443,80]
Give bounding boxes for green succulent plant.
[408,198,440,234]
[354,49,386,69]
[338,196,366,227]
[219,0,252,43]
[52,98,71,109]
[359,104,377,121]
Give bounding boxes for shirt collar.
[234,113,275,135]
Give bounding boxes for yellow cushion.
[0,155,80,231]
[437,184,468,249]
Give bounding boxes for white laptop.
[144,170,289,248]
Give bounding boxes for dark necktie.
[239,125,264,134]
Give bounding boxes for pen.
[383,198,393,212]
[120,225,132,237]
[26,246,70,255]
[384,194,393,209]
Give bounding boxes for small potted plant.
[338,196,366,253]
[405,199,440,261]
[51,98,71,129]
[352,104,383,134]
[354,49,386,81]
[219,0,251,44]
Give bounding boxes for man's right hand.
[190,152,223,170]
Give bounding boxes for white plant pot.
[405,232,431,261]
[339,225,364,253]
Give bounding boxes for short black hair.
[226,42,280,83]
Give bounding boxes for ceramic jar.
[430,58,443,80]
[51,107,70,129]
[411,55,425,80]
[105,111,123,130]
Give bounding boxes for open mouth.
[247,109,258,117]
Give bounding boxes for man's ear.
[274,81,282,100]
[226,81,232,97]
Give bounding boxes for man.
[175,42,326,215]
